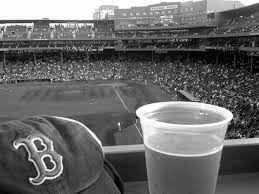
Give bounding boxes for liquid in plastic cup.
[136,101,233,194]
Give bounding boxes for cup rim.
[136,101,233,130]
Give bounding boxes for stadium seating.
[2,52,259,138]
[1,51,258,139]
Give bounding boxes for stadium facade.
[93,5,119,20]
[0,2,258,71]
[93,0,244,29]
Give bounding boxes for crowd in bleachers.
[1,12,259,40]
[211,13,259,35]
[5,25,27,32]
[0,23,113,39]
[120,39,200,49]
[0,52,258,139]
[226,14,259,27]
[160,59,259,139]
[118,36,259,51]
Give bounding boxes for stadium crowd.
[0,51,258,139]
[1,11,259,40]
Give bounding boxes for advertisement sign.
[151,5,178,11]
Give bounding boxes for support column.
[33,53,37,65]
[117,51,120,60]
[60,51,63,80]
[233,53,236,70]
[250,55,254,73]
[87,52,90,64]
[216,52,219,66]
[60,50,63,65]
[187,52,190,64]
[3,52,6,72]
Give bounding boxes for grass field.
[0,80,174,146]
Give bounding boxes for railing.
[104,139,259,193]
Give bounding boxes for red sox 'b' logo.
[13,134,63,185]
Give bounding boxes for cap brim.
[78,169,121,194]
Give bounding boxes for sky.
[0,0,258,20]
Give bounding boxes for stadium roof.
[218,2,259,16]
[0,19,114,24]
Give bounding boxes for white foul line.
[113,86,130,112]
[113,86,143,138]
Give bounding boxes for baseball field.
[0,80,174,146]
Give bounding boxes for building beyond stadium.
[93,0,244,29]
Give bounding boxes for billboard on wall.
[150,4,178,11]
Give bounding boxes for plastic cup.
[136,101,233,194]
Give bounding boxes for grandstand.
[0,1,259,194]
[0,2,258,144]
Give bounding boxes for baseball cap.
[0,116,123,194]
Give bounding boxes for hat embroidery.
[13,134,63,186]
